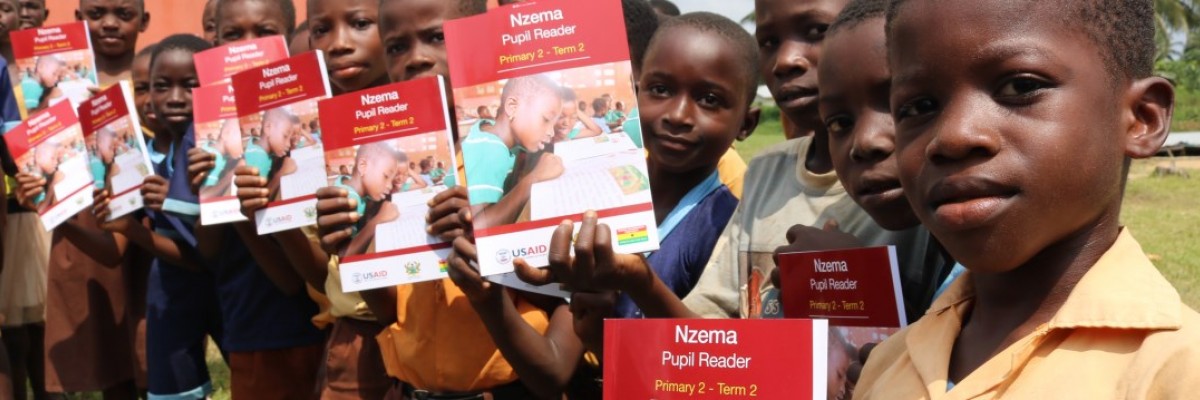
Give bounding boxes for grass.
[1174,88,1200,132]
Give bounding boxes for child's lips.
[854,177,904,209]
[330,64,366,80]
[653,132,696,153]
[927,177,1020,230]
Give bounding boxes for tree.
[1155,0,1199,60]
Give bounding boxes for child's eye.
[646,84,670,97]
[430,32,445,45]
[805,24,829,41]
[895,97,938,121]
[386,42,409,56]
[757,37,778,51]
[698,93,724,108]
[86,10,102,19]
[996,76,1051,98]
[222,30,243,41]
[256,27,279,37]
[352,18,374,30]
[825,115,854,136]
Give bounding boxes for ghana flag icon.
[617,226,650,246]
[438,259,449,273]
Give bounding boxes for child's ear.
[74,9,81,21]
[737,106,761,142]
[502,96,519,121]
[140,12,151,33]
[1123,76,1174,159]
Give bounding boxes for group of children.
[0,0,1195,399]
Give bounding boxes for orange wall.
[42,0,308,51]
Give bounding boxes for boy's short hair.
[218,0,297,38]
[79,0,145,11]
[621,0,659,73]
[829,0,886,35]
[558,86,577,102]
[592,97,606,112]
[356,142,404,168]
[151,34,213,69]
[648,0,680,17]
[650,12,760,105]
[498,75,559,116]
[456,0,487,17]
[886,0,1155,80]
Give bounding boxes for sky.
[672,0,756,32]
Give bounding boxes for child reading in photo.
[244,107,299,202]
[855,0,1200,397]
[23,138,63,213]
[89,125,120,190]
[198,118,242,198]
[553,86,605,141]
[588,97,612,134]
[335,143,404,257]
[463,75,563,229]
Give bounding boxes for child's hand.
[13,172,45,210]
[426,186,472,241]
[446,235,502,305]
[569,291,617,356]
[141,175,169,212]
[315,186,358,255]
[233,166,268,219]
[530,153,565,183]
[92,187,135,233]
[515,211,652,294]
[186,147,216,195]
[773,220,862,263]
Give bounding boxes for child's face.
[507,90,559,151]
[261,117,295,157]
[219,120,243,158]
[754,0,848,128]
[309,0,388,93]
[16,0,46,30]
[216,0,288,45]
[77,0,147,58]
[131,53,157,130]
[150,48,200,135]
[555,100,577,135]
[202,0,218,43]
[638,27,751,174]
[34,140,61,173]
[820,19,918,231]
[97,132,116,163]
[378,0,453,83]
[889,0,1136,273]
[360,155,398,200]
[0,0,18,43]
[35,61,59,85]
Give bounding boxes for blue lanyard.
[657,171,721,241]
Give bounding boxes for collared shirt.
[855,229,1200,400]
[462,122,514,205]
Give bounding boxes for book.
[445,0,659,281]
[194,35,289,86]
[604,318,829,399]
[78,81,154,221]
[231,51,332,234]
[5,100,93,230]
[778,246,908,400]
[194,37,291,225]
[9,21,98,118]
[318,76,460,291]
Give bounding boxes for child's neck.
[948,212,1122,383]
[96,52,134,85]
[345,175,365,195]
[648,161,715,225]
[486,117,516,148]
[153,129,177,153]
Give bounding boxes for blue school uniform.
[144,135,225,400]
[174,127,324,353]
[614,173,739,318]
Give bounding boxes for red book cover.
[779,246,907,400]
[194,35,289,86]
[319,76,457,292]
[194,82,248,225]
[445,0,658,280]
[78,81,153,221]
[604,319,829,399]
[4,101,92,230]
[9,21,97,118]
[231,51,332,234]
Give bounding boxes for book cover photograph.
[445,0,658,278]
[194,37,291,225]
[79,81,153,221]
[319,77,459,292]
[6,101,93,230]
[10,21,97,117]
[778,246,908,400]
[231,51,331,234]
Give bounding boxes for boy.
[76,0,149,85]
[856,0,1199,397]
[0,0,18,76]
[201,0,218,43]
[307,0,389,95]
[213,0,295,45]
[589,97,612,134]
[15,0,45,31]
[244,107,298,202]
[131,43,160,137]
[333,143,404,257]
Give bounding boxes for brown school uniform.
[43,212,138,392]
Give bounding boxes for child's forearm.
[270,229,329,292]
[122,219,201,270]
[58,216,127,265]
[359,286,398,326]
[473,291,582,399]
[234,221,305,295]
[474,178,534,228]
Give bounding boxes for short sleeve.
[463,136,513,205]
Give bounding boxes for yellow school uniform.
[855,229,1200,400]
[717,147,746,200]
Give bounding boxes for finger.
[426,214,465,242]
[573,212,599,287]
[770,267,782,290]
[316,186,348,200]
[427,186,467,208]
[823,219,840,232]
[317,212,358,232]
[233,174,267,190]
[319,228,353,254]
[316,194,355,214]
[452,236,478,264]
[513,258,555,286]
[546,219,575,279]
[590,222,614,282]
[426,195,467,224]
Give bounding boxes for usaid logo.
[497,245,549,264]
[351,270,389,285]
